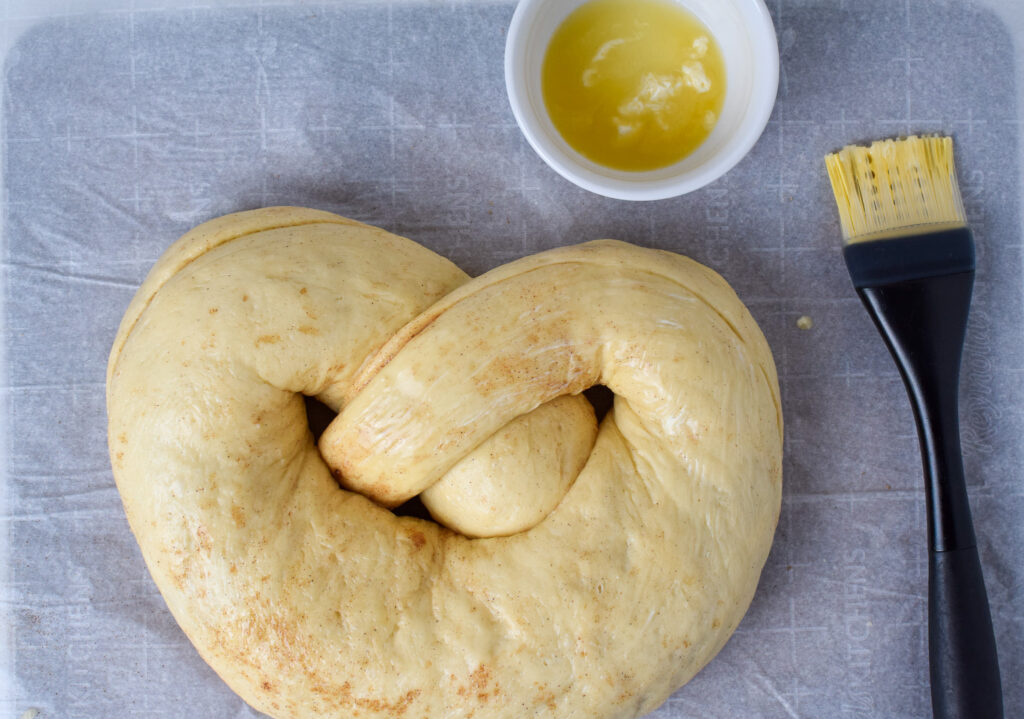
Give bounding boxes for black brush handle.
[850,257,1002,719]
[930,546,1003,718]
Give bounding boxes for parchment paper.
[2,1,1021,717]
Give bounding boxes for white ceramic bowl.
[505,0,779,201]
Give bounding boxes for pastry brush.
[825,135,1003,718]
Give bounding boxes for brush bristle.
[825,135,966,244]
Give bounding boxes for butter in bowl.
[505,0,779,200]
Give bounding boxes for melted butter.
[542,0,726,172]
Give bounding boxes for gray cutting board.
[2,1,1021,717]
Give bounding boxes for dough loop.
[107,207,782,719]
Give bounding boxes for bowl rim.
[504,0,780,201]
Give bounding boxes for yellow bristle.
[825,135,966,244]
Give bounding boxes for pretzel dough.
[107,207,782,719]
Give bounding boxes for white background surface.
[2,0,1022,717]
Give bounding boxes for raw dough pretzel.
[107,207,782,719]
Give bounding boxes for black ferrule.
[843,227,975,287]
